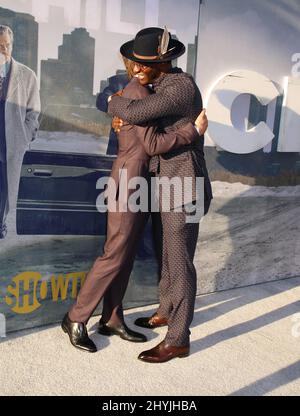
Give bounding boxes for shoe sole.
[178,353,190,358]
[138,352,190,363]
[61,324,97,353]
[134,322,168,329]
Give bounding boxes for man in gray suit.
[108,27,212,363]
[0,25,40,238]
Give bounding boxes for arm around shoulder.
[135,122,199,157]
[108,78,193,125]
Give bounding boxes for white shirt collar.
[0,60,11,78]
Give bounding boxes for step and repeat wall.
[194,0,300,294]
[0,0,299,334]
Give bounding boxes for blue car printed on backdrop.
[17,139,114,236]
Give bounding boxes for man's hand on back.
[195,109,208,135]
[109,90,124,132]
[112,117,124,133]
[108,89,124,103]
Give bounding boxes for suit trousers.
[157,207,200,346]
[68,208,151,325]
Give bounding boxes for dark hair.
[122,57,135,79]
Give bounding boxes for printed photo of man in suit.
[0,25,40,239]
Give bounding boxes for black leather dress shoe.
[134,312,168,329]
[61,313,97,353]
[98,320,147,343]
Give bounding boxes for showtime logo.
[206,70,300,155]
[5,272,87,314]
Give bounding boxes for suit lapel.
[6,58,21,100]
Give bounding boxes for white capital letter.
[206,70,280,154]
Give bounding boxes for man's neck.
[0,59,11,76]
[152,65,178,86]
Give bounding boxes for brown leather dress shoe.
[138,340,190,363]
[134,312,168,329]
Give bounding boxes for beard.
[0,52,10,65]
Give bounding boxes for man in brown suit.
[62,59,206,353]
[107,27,212,363]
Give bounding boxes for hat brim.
[120,38,186,64]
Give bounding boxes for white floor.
[1,276,300,396]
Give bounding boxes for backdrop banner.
[0,0,299,335]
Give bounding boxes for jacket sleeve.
[96,83,120,113]
[108,78,194,124]
[135,122,199,157]
[96,88,111,113]
[25,71,41,140]
[96,76,129,113]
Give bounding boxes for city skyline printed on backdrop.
[0,0,199,134]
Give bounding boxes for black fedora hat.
[120,27,186,64]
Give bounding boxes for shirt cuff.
[194,124,200,134]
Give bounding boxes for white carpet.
[1,277,300,396]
